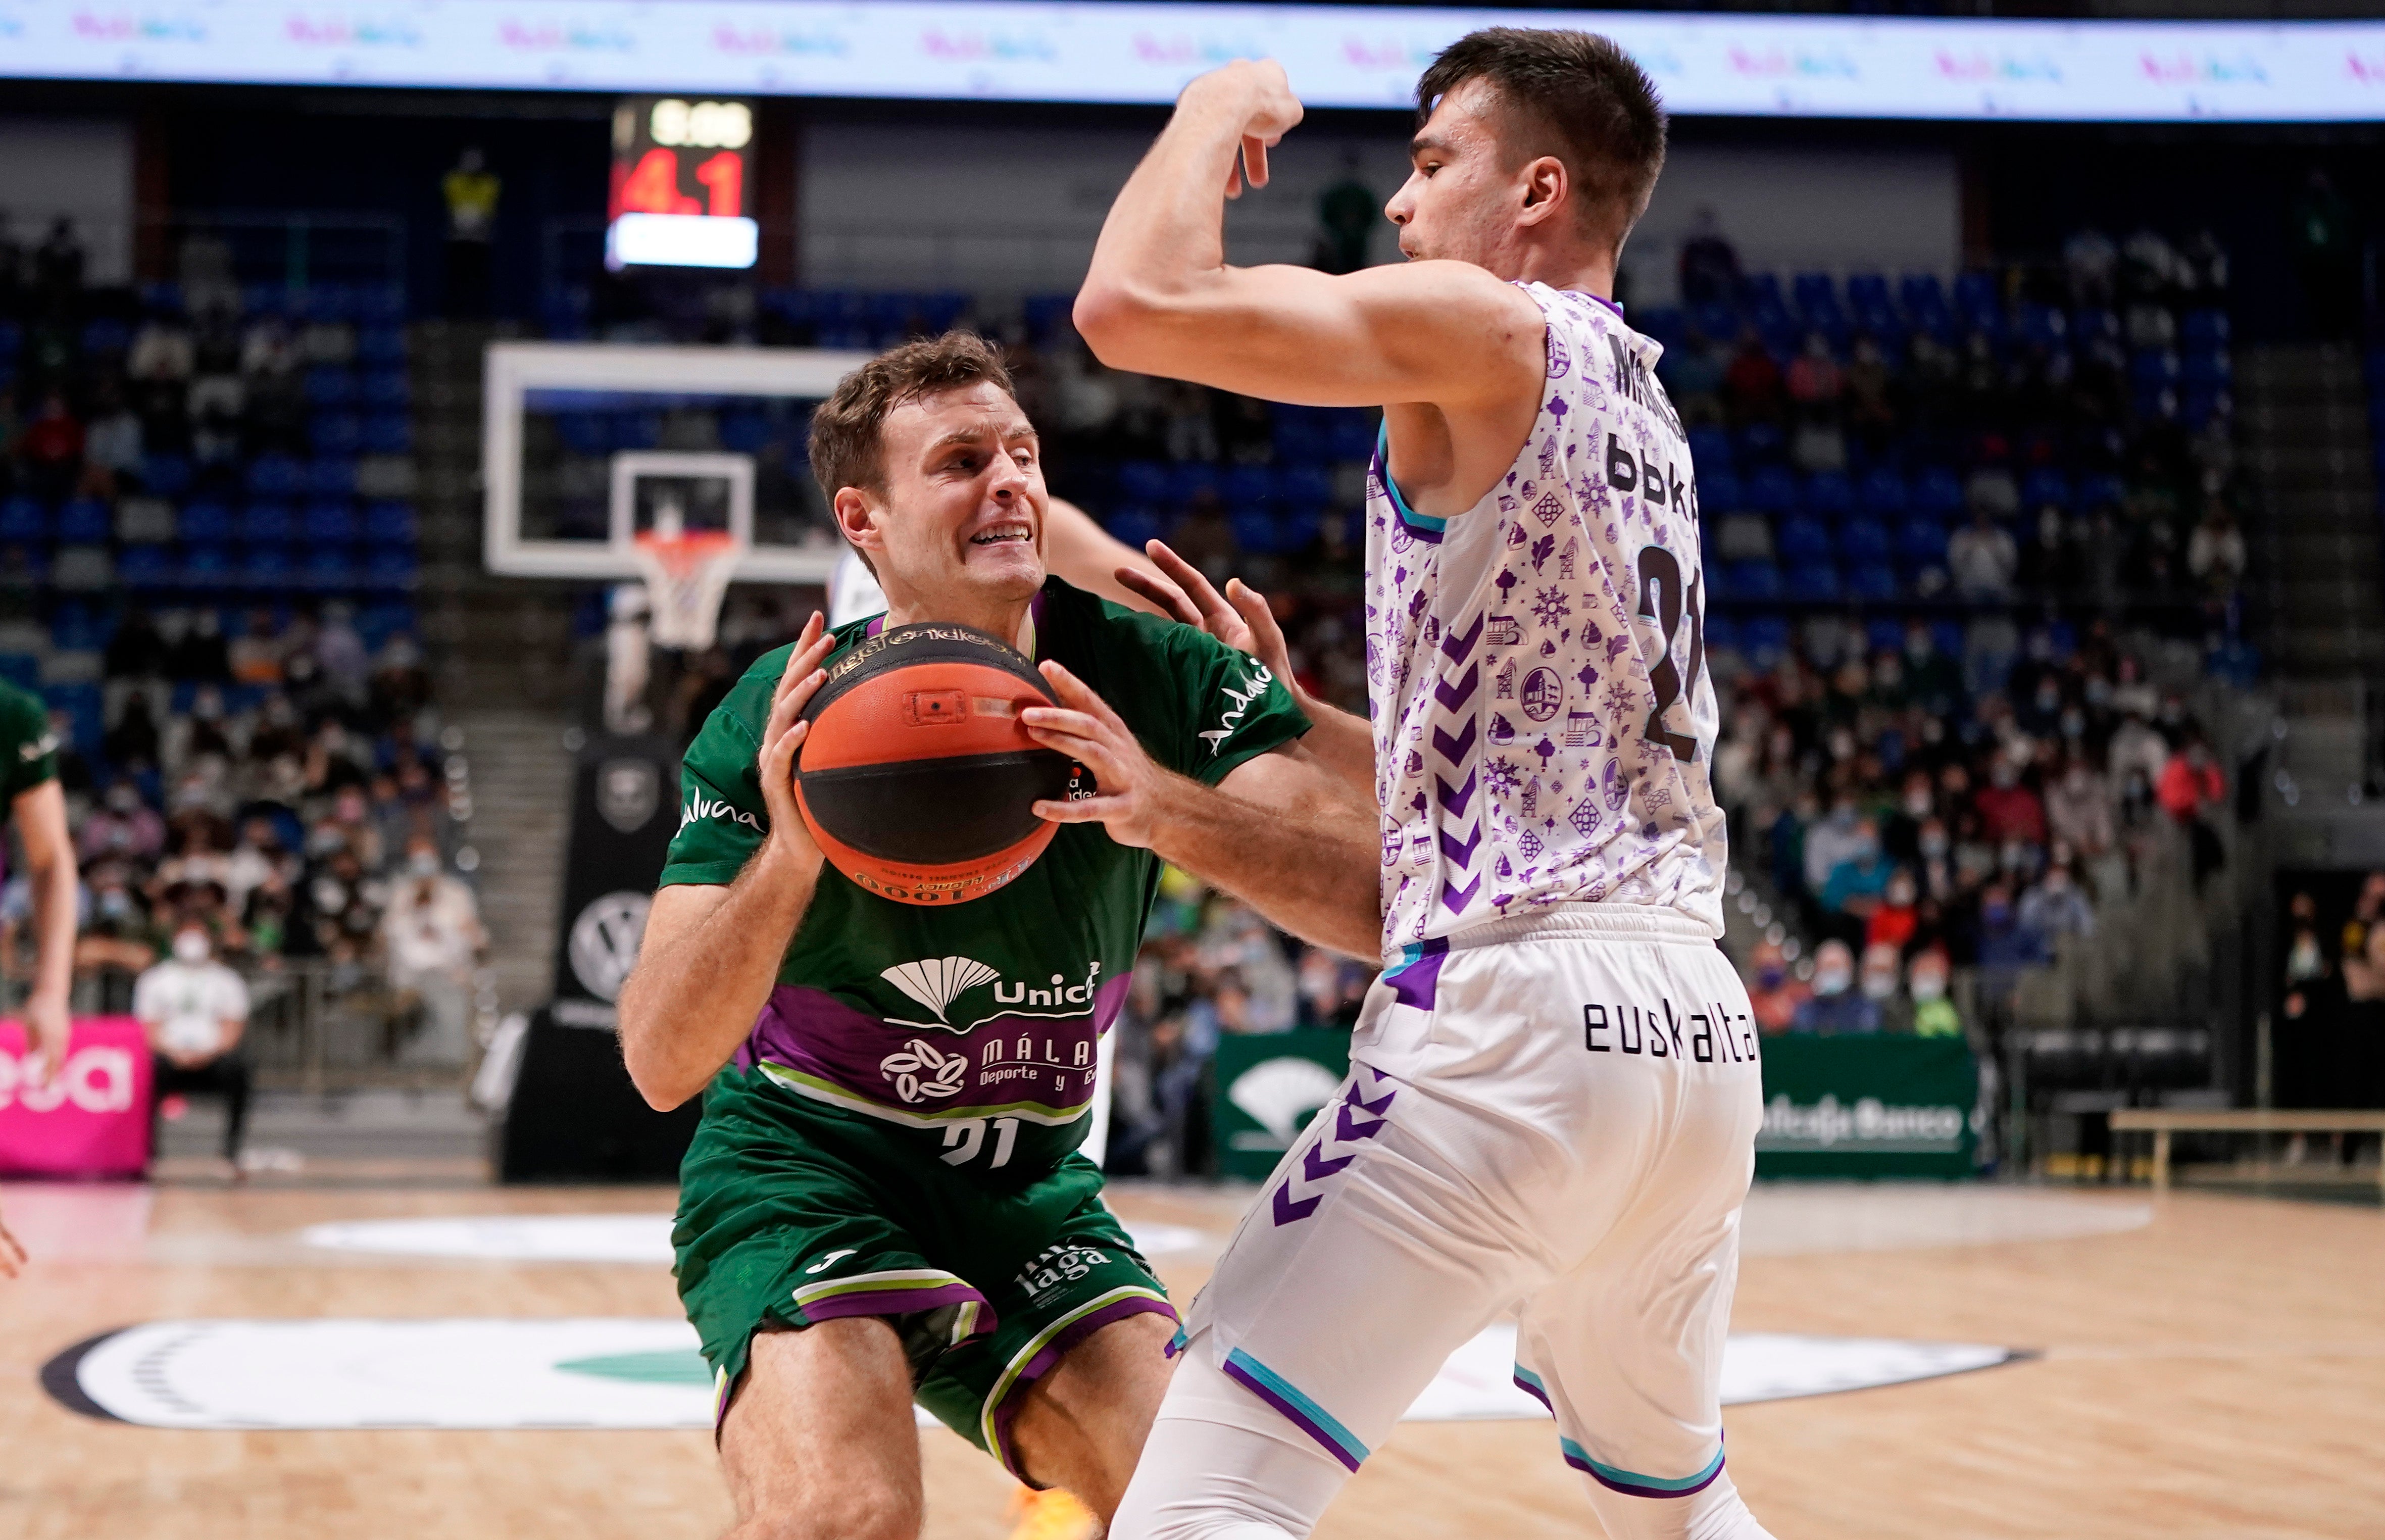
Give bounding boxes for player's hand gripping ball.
[794,622,1081,905]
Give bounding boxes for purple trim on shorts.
[794,1280,997,1334]
[733,977,1131,1117]
[1220,1353,1364,1473]
[1513,1373,1554,1413]
[1385,938,1449,1011]
[988,1295,1180,1484]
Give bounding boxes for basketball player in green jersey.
[0,677,79,1278]
[616,332,1381,1540]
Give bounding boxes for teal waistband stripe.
[1561,1436,1728,1494]
[1375,423,1447,534]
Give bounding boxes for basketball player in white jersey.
[1077,31,1775,1540]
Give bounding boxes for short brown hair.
[808,330,1016,503]
[1416,28,1667,248]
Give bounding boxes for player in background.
[616,333,1380,1540]
[0,676,78,1278]
[1077,32,1775,1540]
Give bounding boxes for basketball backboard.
[483,341,873,583]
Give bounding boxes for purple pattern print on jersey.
[1362,284,1729,954]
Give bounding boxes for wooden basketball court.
[3,1179,2378,1539]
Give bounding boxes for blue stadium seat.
[1277,509,1321,551]
[1702,614,1741,655]
[1847,563,1900,602]
[1275,464,1332,509]
[1726,560,1781,602]
[363,549,420,592]
[238,503,295,542]
[1931,621,1966,660]
[1864,619,1907,656]
[356,604,416,652]
[0,321,20,360]
[360,287,407,326]
[1746,465,1801,518]
[2071,308,2120,344]
[363,502,418,545]
[247,455,305,496]
[0,497,47,542]
[362,370,411,410]
[1805,471,1854,521]
[1857,468,1908,521]
[2181,350,2231,391]
[309,458,359,497]
[1897,516,1949,568]
[178,501,234,542]
[1913,467,1964,520]
[2181,309,2229,347]
[1687,426,1733,474]
[2076,473,2126,512]
[2182,389,2231,430]
[1103,507,1163,549]
[1838,519,1892,565]
[718,411,771,455]
[1166,462,1220,506]
[2021,468,2072,511]
[304,367,358,408]
[183,545,235,590]
[56,499,109,543]
[357,328,408,367]
[362,415,412,455]
[1736,421,1786,466]
[2129,348,2181,390]
[143,454,193,496]
[310,413,363,455]
[1900,273,1948,315]
[0,654,37,693]
[80,318,132,356]
[1325,413,1376,462]
[1744,616,1793,663]
[303,549,357,590]
[1776,515,1832,565]
[1784,560,1842,603]
[2014,303,2067,348]
[1699,470,1744,516]
[119,546,173,591]
[241,548,294,591]
[555,412,610,457]
[1222,464,1273,510]
[1117,461,1168,505]
[242,284,287,316]
[1230,512,1278,555]
[1792,272,1839,316]
[304,502,359,544]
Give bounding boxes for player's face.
[1385,79,1541,275]
[863,381,1048,611]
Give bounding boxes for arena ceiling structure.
[1,0,2381,123]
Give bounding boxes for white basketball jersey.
[1363,282,1725,953]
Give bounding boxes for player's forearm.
[618,843,819,1110]
[1288,694,1376,797]
[28,853,75,1005]
[1076,76,1247,367]
[1147,776,1381,959]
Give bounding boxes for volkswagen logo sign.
[568,891,652,1002]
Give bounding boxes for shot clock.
[606,95,759,270]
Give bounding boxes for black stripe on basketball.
[801,748,1075,864]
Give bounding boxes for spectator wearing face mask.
[1914,817,1959,904]
[379,838,485,1065]
[2157,729,2228,889]
[135,919,253,1174]
[1907,950,1962,1038]
[1973,756,2048,847]
[1802,797,1868,900]
[2044,755,2116,857]
[1974,879,2045,1013]
[1818,818,1893,948]
[1859,942,1909,1033]
[1791,939,1880,1035]
[1881,771,1934,868]
[1746,938,1809,1035]
[1867,868,1921,952]
[2017,861,2096,949]
[79,778,166,864]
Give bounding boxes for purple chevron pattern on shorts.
[1269,1070,1398,1226]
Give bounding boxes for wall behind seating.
[0,117,133,284]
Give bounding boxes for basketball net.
[631,525,742,652]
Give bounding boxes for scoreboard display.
[606,95,759,270]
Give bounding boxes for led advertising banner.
[1,2,2380,122]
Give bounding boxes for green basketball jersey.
[0,680,57,801]
[663,577,1309,1174]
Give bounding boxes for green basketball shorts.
[672,1065,1176,1479]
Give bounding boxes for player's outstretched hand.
[1120,540,1298,692]
[757,612,837,875]
[20,989,68,1092]
[1023,661,1169,851]
[0,1203,25,1279]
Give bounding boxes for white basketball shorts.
[1125,905,1765,1538]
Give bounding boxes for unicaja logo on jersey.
[878,955,1103,1032]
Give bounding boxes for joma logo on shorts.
[681,794,761,832]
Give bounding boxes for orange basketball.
[794,621,1076,906]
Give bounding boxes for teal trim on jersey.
[1515,1364,1550,1398]
[1223,1347,1370,1468]
[1374,423,1446,534]
[1561,1436,1727,1494]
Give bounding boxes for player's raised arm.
[1074,60,1543,414]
